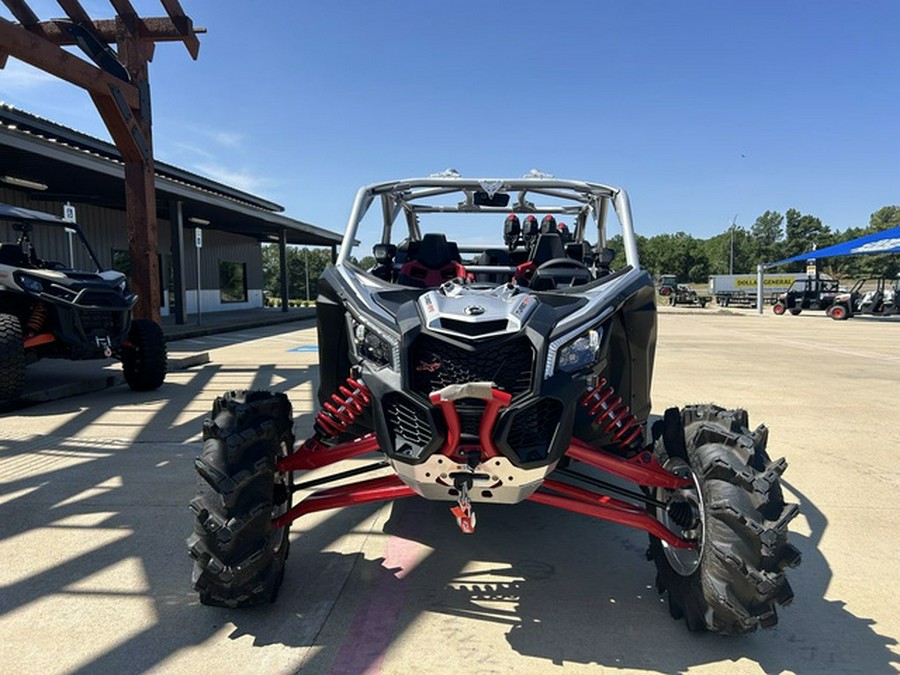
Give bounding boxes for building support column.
[279,227,289,312]
[170,200,187,325]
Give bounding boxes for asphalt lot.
[1,307,898,674]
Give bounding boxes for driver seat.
[528,233,592,290]
[396,233,466,287]
[0,243,29,267]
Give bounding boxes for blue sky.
[1,1,898,241]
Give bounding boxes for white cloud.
[0,60,59,91]
[212,131,242,147]
[192,162,271,194]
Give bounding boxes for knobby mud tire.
[188,390,295,607]
[122,319,167,391]
[0,313,26,400]
[648,404,801,635]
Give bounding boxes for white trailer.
[708,273,812,307]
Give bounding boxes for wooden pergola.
[0,0,203,322]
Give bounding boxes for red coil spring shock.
[25,302,49,336]
[314,377,372,438]
[581,377,644,451]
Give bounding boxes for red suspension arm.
[273,474,415,527]
[529,479,695,549]
[566,439,692,490]
[278,433,381,472]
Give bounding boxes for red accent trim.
[433,398,461,455]
[529,482,694,549]
[566,438,692,489]
[514,260,536,285]
[274,474,415,527]
[430,386,512,460]
[479,389,511,458]
[23,332,55,348]
[398,260,468,287]
[278,433,380,472]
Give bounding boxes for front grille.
[410,335,534,398]
[77,289,130,309]
[505,398,563,463]
[79,309,125,335]
[383,393,435,460]
[456,399,486,438]
[439,318,508,336]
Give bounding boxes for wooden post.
[117,16,159,322]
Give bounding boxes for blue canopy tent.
[766,225,900,267]
[756,226,900,312]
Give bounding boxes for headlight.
[352,319,397,369]
[555,328,602,373]
[17,274,44,293]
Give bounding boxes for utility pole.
[729,214,739,274]
[304,247,310,302]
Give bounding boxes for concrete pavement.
[0,308,898,674]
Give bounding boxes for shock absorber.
[581,377,645,452]
[25,302,49,337]
[314,376,372,439]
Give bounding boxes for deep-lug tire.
[788,308,802,316]
[188,390,295,607]
[0,313,26,400]
[772,303,786,316]
[122,319,167,391]
[648,404,801,635]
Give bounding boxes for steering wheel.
[535,257,591,273]
[530,257,593,290]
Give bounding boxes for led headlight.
[556,328,602,373]
[352,319,396,369]
[17,274,44,294]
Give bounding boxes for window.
[219,260,247,303]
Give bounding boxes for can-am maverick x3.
[188,172,799,634]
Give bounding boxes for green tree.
[784,209,831,256]
[750,211,784,264]
[641,232,709,282]
[261,244,333,301]
[705,226,753,274]
[869,205,900,232]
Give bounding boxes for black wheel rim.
[657,458,706,576]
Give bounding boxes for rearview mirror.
[473,191,510,207]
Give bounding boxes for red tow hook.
[450,479,476,534]
[429,382,512,533]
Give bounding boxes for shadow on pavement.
[1,346,897,673]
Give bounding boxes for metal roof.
[0,103,341,246]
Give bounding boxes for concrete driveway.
[0,310,898,674]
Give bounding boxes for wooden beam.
[0,18,140,108]
[22,18,201,46]
[2,0,39,25]
[159,0,200,58]
[89,90,144,162]
[55,0,93,24]
[107,0,137,17]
